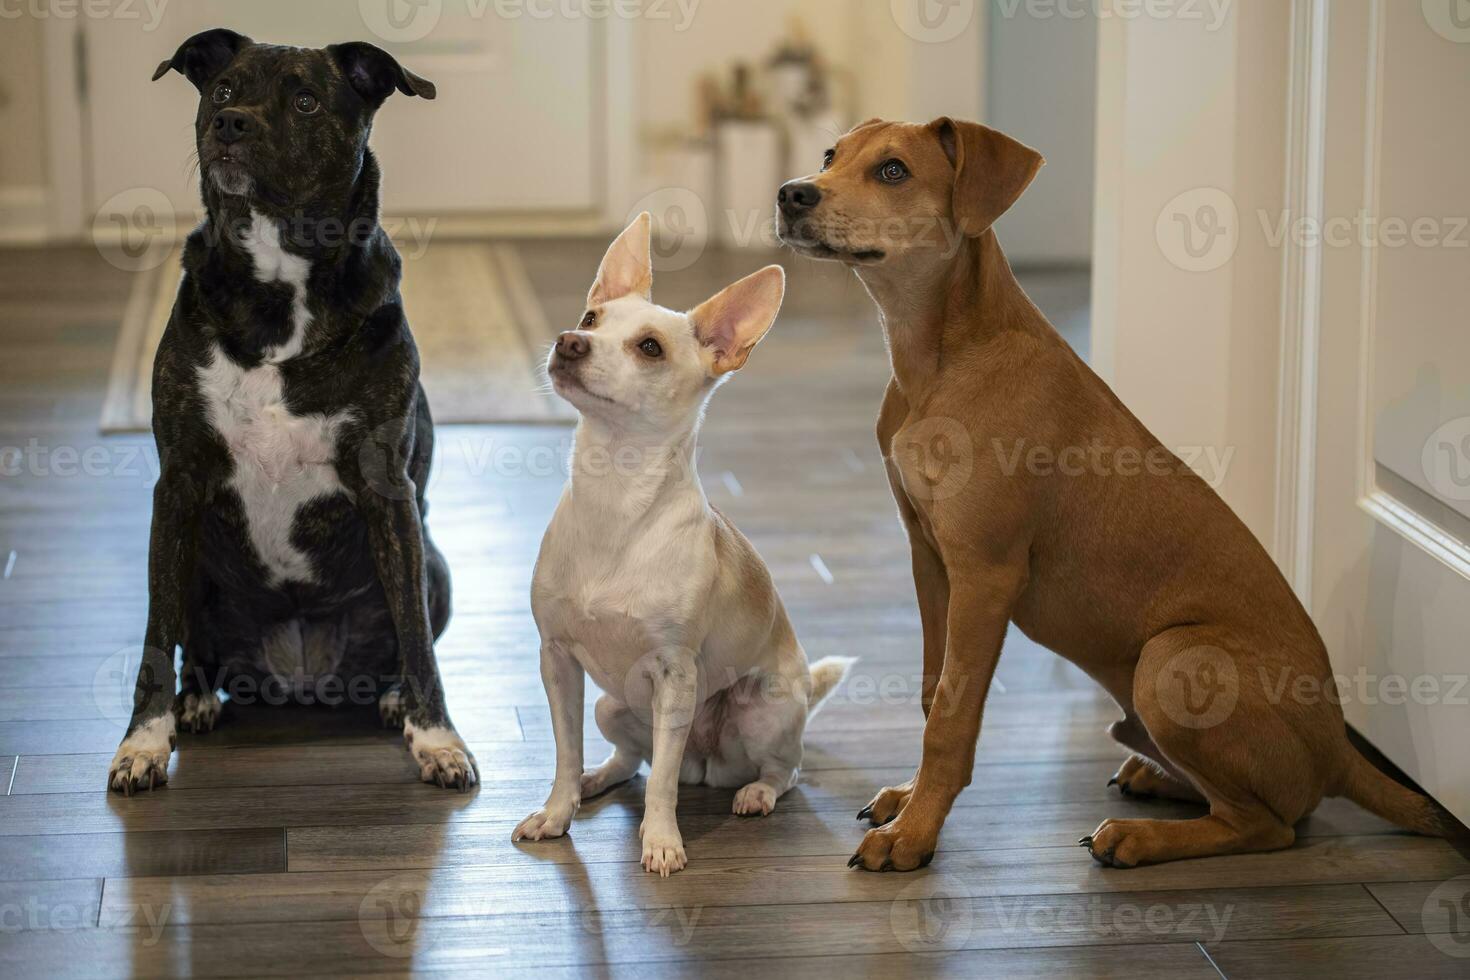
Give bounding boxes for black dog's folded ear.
[153,28,252,90]
[929,117,1045,237]
[328,42,436,106]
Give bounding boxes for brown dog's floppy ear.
[930,117,1045,237]
[328,42,437,107]
[153,28,252,91]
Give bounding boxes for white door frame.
[1271,0,1330,602]
[1277,0,1470,586]
[1279,0,1470,823]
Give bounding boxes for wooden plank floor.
[2,242,1468,978]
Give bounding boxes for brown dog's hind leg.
[1110,755,1206,804]
[1106,715,1204,803]
[1083,627,1323,867]
[1082,808,1294,868]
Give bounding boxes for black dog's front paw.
[378,685,407,729]
[403,719,478,792]
[174,691,222,734]
[108,717,176,795]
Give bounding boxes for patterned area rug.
[100,242,573,432]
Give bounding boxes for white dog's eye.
[581,310,596,328]
[638,338,663,358]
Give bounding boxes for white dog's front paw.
[732,781,777,817]
[639,816,687,876]
[108,716,176,795]
[403,720,478,792]
[174,690,221,734]
[513,805,575,842]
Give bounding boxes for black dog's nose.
[213,109,252,144]
[555,331,590,361]
[778,181,822,214]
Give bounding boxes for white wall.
[986,0,1096,266]
[633,0,984,136]
[0,15,50,241]
[6,3,988,240]
[1091,0,1290,545]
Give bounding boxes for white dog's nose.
[554,331,590,361]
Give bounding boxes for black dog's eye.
[878,159,909,183]
[212,82,233,105]
[294,92,321,115]
[638,338,663,358]
[580,310,596,328]
[821,148,835,171]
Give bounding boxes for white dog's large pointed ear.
[587,212,653,306]
[692,265,786,375]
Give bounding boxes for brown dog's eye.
[821,148,835,171]
[294,92,320,114]
[638,338,662,358]
[580,311,596,328]
[212,83,233,105]
[878,159,909,183]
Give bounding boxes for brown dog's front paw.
[848,819,938,872]
[857,780,913,826]
[1081,818,1148,868]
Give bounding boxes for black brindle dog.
[108,29,477,793]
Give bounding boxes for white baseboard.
[0,186,51,245]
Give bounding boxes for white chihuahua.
[513,214,854,876]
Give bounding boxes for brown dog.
[776,117,1456,871]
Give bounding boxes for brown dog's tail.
[806,657,857,718]
[1341,749,1461,839]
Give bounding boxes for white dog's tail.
[806,656,857,717]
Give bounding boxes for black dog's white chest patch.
[197,347,352,585]
[194,208,352,586]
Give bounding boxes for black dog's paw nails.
[847,853,864,869]
[1077,835,1093,848]
[856,805,873,822]
[404,721,479,792]
[1106,776,1119,788]
[174,691,221,735]
[377,687,407,729]
[108,718,175,796]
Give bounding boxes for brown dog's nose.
[213,109,252,144]
[777,180,822,215]
[555,331,590,361]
